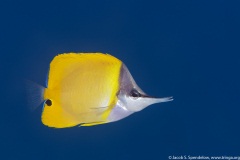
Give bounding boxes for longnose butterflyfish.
[27,53,173,128]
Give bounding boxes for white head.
[118,64,173,112]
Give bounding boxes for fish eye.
[45,99,52,106]
[130,89,141,98]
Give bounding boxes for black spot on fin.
[45,99,52,106]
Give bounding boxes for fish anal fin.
[80,121,107,127]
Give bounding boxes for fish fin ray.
[90,106,108,110]
[25,79,45,111]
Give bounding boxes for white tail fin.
[25,79,45,111]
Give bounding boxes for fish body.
[28,53,173,128]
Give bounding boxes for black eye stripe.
[45,99,52,106]
[130,89,141,97]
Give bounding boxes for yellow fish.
[27,53,173,128]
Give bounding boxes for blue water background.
[1,0,240,159]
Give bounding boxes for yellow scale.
[43,53,122,128]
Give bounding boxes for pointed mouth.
[142,95,174,103]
